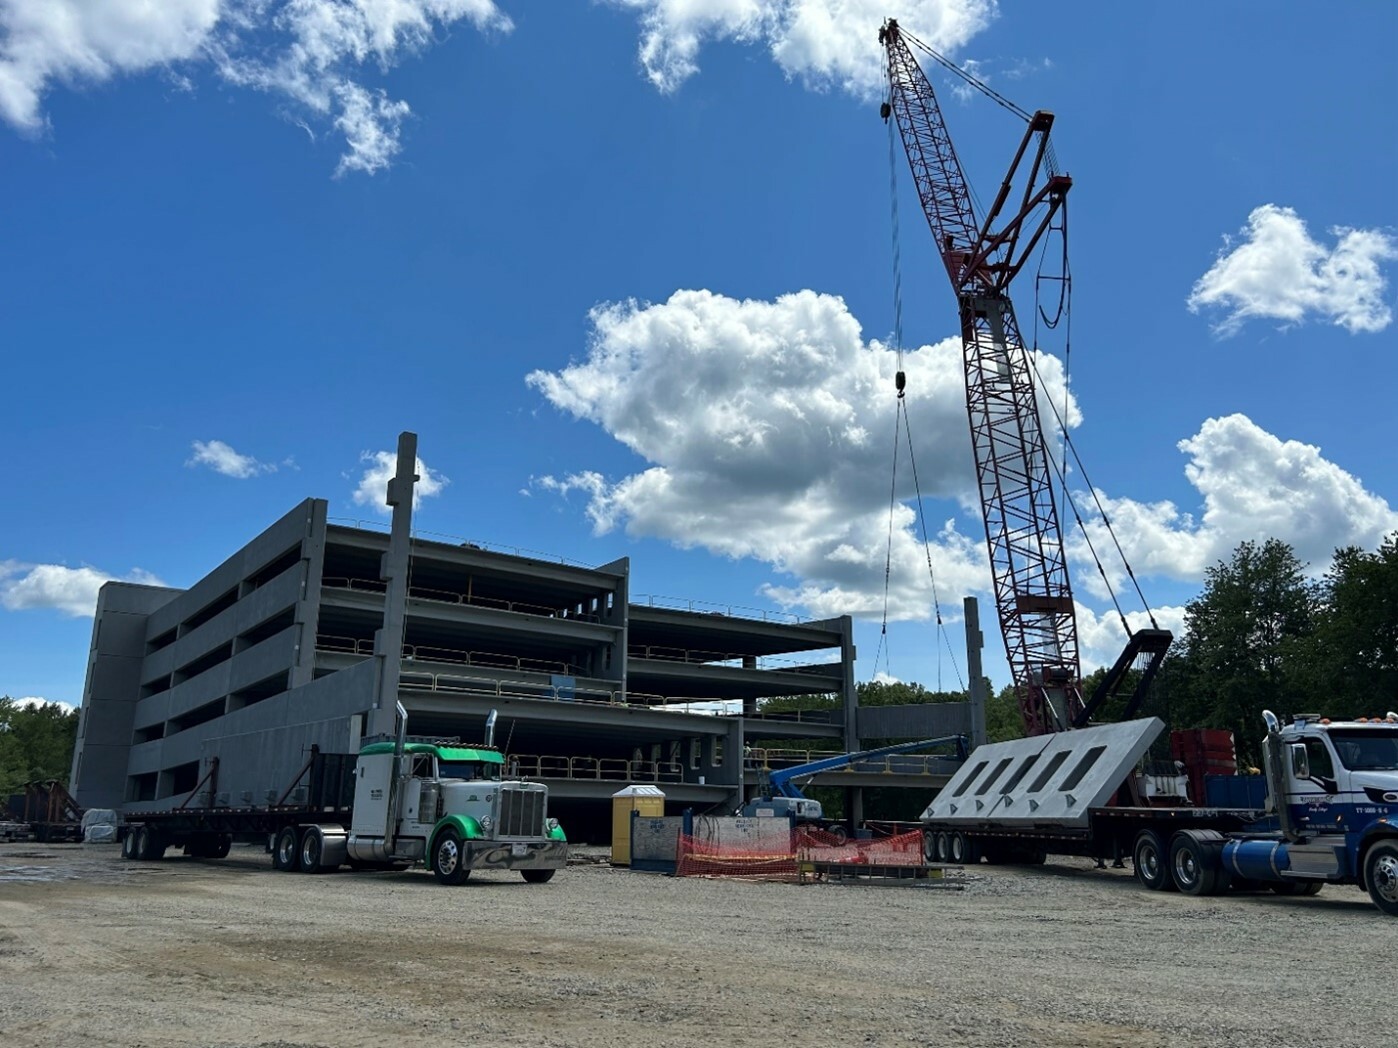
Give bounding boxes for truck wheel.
[922,830,936,863]
[1169,830,1223,896]
[273,826,301,872]
[1364,840,1398,915]
[1133,829,1175,891]
[826,824,849,846]
[134,826,157,861]
[949,831,967,864]
[121,828,140,860]
[934,831,950,862]
[521,869,556,884]
[208,835,232,859]
[432,828,471,885]
[300,828,328,873]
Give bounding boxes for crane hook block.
[895,370,906,397]
[880,100,891,122]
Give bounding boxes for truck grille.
[498,786,545,837]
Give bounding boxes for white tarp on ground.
[81,809,119,843]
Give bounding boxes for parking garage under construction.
[70,439,975,840]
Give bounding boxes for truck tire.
[135,825,166,861]
[1169,830,1224,896]
[949,831,972,865]
[207,834,232,859]
[300,828,330,873]
[121,828,140,860]
[431,828,471,886]
[273,826,301,872]
[934,831,950,862]
[922,829,936,863]
[1363,840,1398,916]
[521,869,556,884]
[825,823,850,846]
[1133,829,1175,891]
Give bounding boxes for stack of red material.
[1170,729,1238,806]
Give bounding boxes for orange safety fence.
[675,827,926,880]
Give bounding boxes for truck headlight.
[480,815,494,832]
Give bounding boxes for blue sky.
[3,1,1396,710]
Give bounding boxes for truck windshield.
[1328,730,1398,771]
[437,761,501,781]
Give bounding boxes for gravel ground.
[0,840,1388,1048]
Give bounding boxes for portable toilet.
[611,785,665,866]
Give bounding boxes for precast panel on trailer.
[919,718,1164,828]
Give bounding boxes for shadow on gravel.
[1006,860,1378,913]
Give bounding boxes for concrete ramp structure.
[919,718,1165,828]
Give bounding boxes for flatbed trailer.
[925,803,1266,867]
[119,710,568,883]
[920,714,1398,915]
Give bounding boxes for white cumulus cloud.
[187,439,277,478]
[352,450,448,513]
[11,696,78,713]
[1072,413,1398,593]
[1075,602,1184,679]
[1188,205,1397,336]
[0,0,513,175]
[606,0,998,96]
[528,287,1077,623]
[0,0,221,131]
[0,561,166,617]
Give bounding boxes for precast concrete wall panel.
[857,702,972,741]
[919,718,1164,828]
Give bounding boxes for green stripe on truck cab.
[359,742,504,764]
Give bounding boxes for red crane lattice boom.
[881,19,1079,735]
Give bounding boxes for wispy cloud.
[0,561,166,617]
[3,1,1005,174]
[1188,204,1396,336]
[187,439,277,478]
[0,0,513,175]
[352,450,448,514]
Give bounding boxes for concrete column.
[964,596,987,748]
[371,432,417,739]
[837,614,863,827]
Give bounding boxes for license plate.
[511,843,529,858]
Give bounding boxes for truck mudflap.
[462,839,568,871]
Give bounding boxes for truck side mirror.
[1290,744,1310,780]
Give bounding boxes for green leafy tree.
[1167,539,1316,765]
[0,697,81,796]
[1292,533,1398,718]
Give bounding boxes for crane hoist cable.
[1024,347,1162,634]
[877,78,966,692]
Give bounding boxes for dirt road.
[0,841,1387,1047]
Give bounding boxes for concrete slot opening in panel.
[1027,750,1070,793]
[952,760,988,797]
[1000,753,1040,794]
[975,757,1014,795]
[1059,746,1107,792]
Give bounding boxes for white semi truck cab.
[1226,709,1398,912]
[332,739,566,884]
[121,707,568,886]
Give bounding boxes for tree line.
[0,698,80,799]
[1142,534,1398,766]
